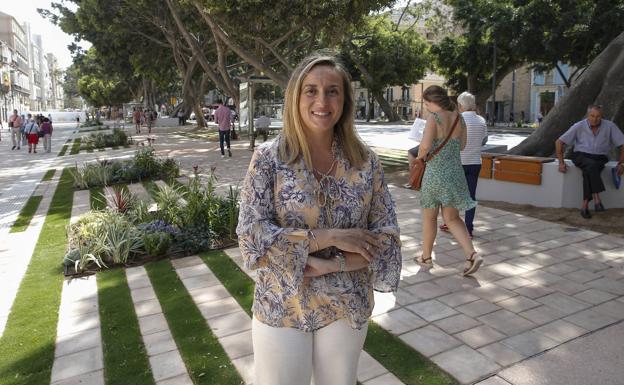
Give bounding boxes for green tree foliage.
[76,49,133,107]
[346,15,429,121]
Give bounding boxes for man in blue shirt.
[556,105,624,218]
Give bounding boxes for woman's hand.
[304,257,337,277]
[314,228,381,262]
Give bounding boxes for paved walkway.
[1,122,623,384]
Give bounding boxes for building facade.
[0,11,32,118]
[47,53,64,110]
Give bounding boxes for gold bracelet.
[335,250,346,272]
[308,230,319,252]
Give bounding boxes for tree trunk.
[509,31,624,156]
[372,88,400,122]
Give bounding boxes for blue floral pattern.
[236,136,401,331]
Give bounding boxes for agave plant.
[154,184,185,226]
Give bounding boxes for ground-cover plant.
[145,260,244,385]
[82,127,130,150]
[70,148,180,190]
[200,250,458,385]
[10,195,43,233]
[105,185,136,214]
[0,169,73,385]
[42,169,56,181]
[97,268,154,385]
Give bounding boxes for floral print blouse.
[236,136,402,332]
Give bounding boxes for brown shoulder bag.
[409,113,461,190]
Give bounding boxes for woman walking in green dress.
[411,86,483,276]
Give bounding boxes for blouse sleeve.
[236,146,310,292]
[367,153,402,292]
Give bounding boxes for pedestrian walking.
[410,85,482,276]
[9,109,23,150]
[40,117,53,153]
[214,100,232,157]
[133,108,141,133]
[237,53,401,385]
[438,91,488,238]
[24,114,40,154]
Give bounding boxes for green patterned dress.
[420,137,477,210]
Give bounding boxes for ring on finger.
[366,244,371,251]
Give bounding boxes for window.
[553,64,569,85]
[533,71,545,85]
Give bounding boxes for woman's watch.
[335,250,346,272]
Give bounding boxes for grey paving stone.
[474,376,512,385]
[500,330,559,357]
[357,352,388,382]
[50,370,104,385]
[478,310,536,336]
[564,309,619,331]
[175,263,211,279]
[149,350,188,381]
[600,267,624,281]
[521,270,564,286]
[404,281,451,300]
[586,277,624,296]
[573,289,617,305]
[399,325,462,357]
[50,347,104,383]
[371,308,427,335]
[564,269,602,284]
[431,345,501,384]
[181,273,219,291]
[485,262,529,277]
[519,305,566,326]
[566,258,611,273]
[58,296,99,319]
[457,299,502,318]
[156,374,194,385]
[219,330,254,360]
[471,284,517,303]
[547,279,590,295]
[496,296,541,313]
[478,342,527,367]
[54,327,101,358]
[231,354,254,385]
[434,313,481,334]
[455,325,506,349]
[438,291,480,307]
[134,298,163,318]
[170,256,204,269]
[406,299,458,322]
[208,310,252,338]
[197,297,243,320]
[57,311,101,337]
[513,284,555,299]
[393,287,422,306]
[139,313,170,336]
[143,330,178,356]
[130,286,157,303]
[363,372,403,385]
[543,263,578,275]
[533,319,587,343]
[592,300,624,319]
[495,276,534,290]
[127,275,152,290]
[536,292,591,315]
[188,285,231,304]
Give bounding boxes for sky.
[0,0,89,70]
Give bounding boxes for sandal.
[462,252,483,276]
[439,224,450,232]
[415,255,434,268]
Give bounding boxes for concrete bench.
[479,153,555,185]
[476,160,624,208]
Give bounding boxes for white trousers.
[43,134,51,152]
[252,317,368,385]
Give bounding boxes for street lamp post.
[491,39,497,125]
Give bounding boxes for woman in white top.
[439,92,487,237]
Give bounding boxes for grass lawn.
[0,169,74,385]
[9,195,43,233]
[145,260,245,385]
[69,137,82,155]
[42,169,56,181]
[58,143,69,156]
[97,269,154,385]
[200,250,457,385]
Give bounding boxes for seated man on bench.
[254,114,271,142]
[556,104,624,218]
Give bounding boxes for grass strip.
[145,260,244,385]
[69,137,81,155]
[202,250,457,385]
[9,195,43,233]
[58,143,69,156]
[90,186,106,210]
[42,169,56,181]
[97,268,154,385]
[0,169,74,385]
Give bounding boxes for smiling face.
[298,64,344,137]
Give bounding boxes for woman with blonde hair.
[237,52,401,385]
[410,85,482,276]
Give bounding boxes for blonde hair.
[279,53,368,169]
